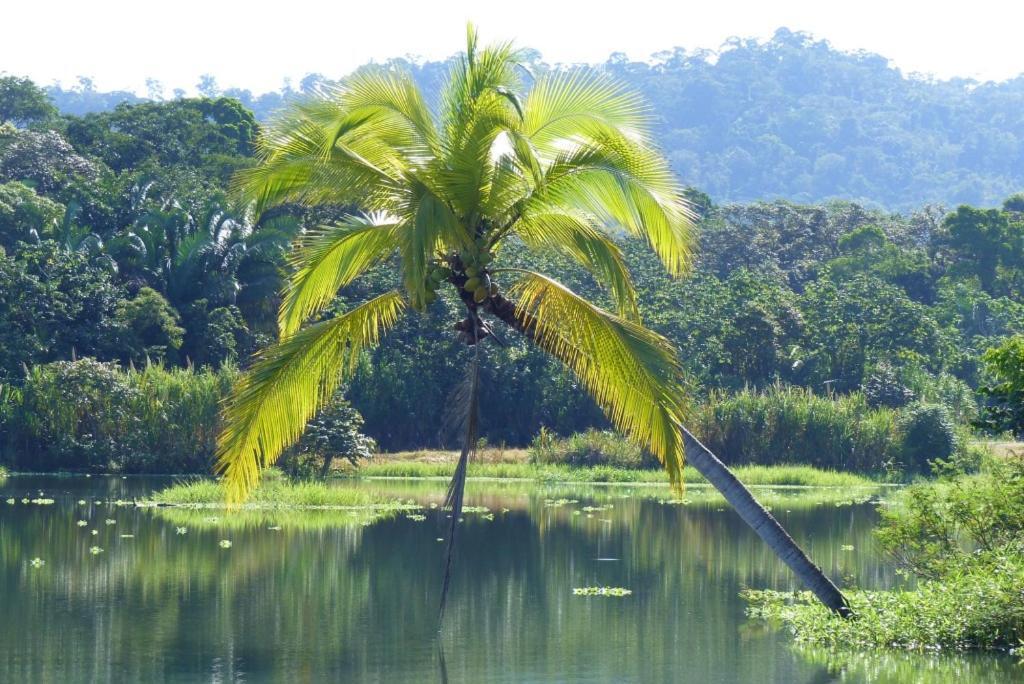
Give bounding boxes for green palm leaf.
[506,271,690,487]
[216,292,405,501]
[512,211,639,319]
[279,214,402,336]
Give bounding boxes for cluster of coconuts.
[422,236,498,305]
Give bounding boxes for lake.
[0,475,1016,683]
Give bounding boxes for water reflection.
[0,476,1010,683]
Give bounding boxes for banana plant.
[216,25,852,620]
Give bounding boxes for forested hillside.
[2,77,1023,456]
[39,28,1024,210]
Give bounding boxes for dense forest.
[1,65,1023,468]
[37,28,1024,210]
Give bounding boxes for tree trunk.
[680,425,853,617]
[482,291,853,617]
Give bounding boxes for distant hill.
[44,28,1024,210]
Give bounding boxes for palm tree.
[216,26,852,619]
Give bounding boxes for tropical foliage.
[215,26,697,500]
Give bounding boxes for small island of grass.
[149,472,404,510]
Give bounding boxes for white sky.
[3,0,1023,94]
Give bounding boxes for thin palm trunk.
[438,318,482,627]
[680,425,853,617]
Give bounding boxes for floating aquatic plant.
[175,527,187,535]
[4,498,13,505]
[89,546,103,555]
[76,520,88,527]
[30,498,55,505]
[30,558,45,568]
[218,540,232,548]
[840,544,855,551]
[90,530,98,536]
[77,500,86,505]
[406,514,426,522]
[572,587,632,597]
[267,526,282,531]
[104,519,116,525]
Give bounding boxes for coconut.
[464,277,481,292]
[473,286,489,303]
[465,266,479,278]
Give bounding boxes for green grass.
[0,465,7,479]
[352,460,878,488]
[150,475,402,509]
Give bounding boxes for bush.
[1,358,236,472]
[285,392,375,477]
[528,428,658,470]
[896,402,957,475]
[695,385,901,472]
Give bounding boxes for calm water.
[0,475,1016,683]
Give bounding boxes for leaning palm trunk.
[680,426,852,616]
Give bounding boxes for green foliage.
[0,359,236,472]
[113,287,184,364]
[0,241,124,378]
[0,76,57,127]
[746,458,1024,652]
[745,560,1024,652]
[695,385,902,472]
[896,402,957,475]
[289,392,375,475]
[528,429,657,470]
[976,335,1024,437]
[0,180,64,250]
[64,98,256,179]
[876,458,1024,579]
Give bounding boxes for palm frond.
[522,70,650,152]
[507,272,689,486]
[279,214,401,336]
[215,292,406,501]
[512,211,639,319]
[523,138,696,276]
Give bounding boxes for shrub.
[695,385,901,472]
[1,358,236,472]
[863,361,914,408]
[896,402,957,475]
[285,392,375,477]
[528,428,658,469]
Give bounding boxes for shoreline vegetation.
[342,451,880,488]
[745,455,1024,654]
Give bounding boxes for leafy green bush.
[285,393,375,477]
[528,428,658,470]
[695,385,901,472]
[896,402,957,475]
[1,358,236,472]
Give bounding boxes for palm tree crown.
[217,25,697,500]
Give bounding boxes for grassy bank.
[351,453,879,488]
[150,475,401,509]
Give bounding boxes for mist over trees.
[37,28,1024,211]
